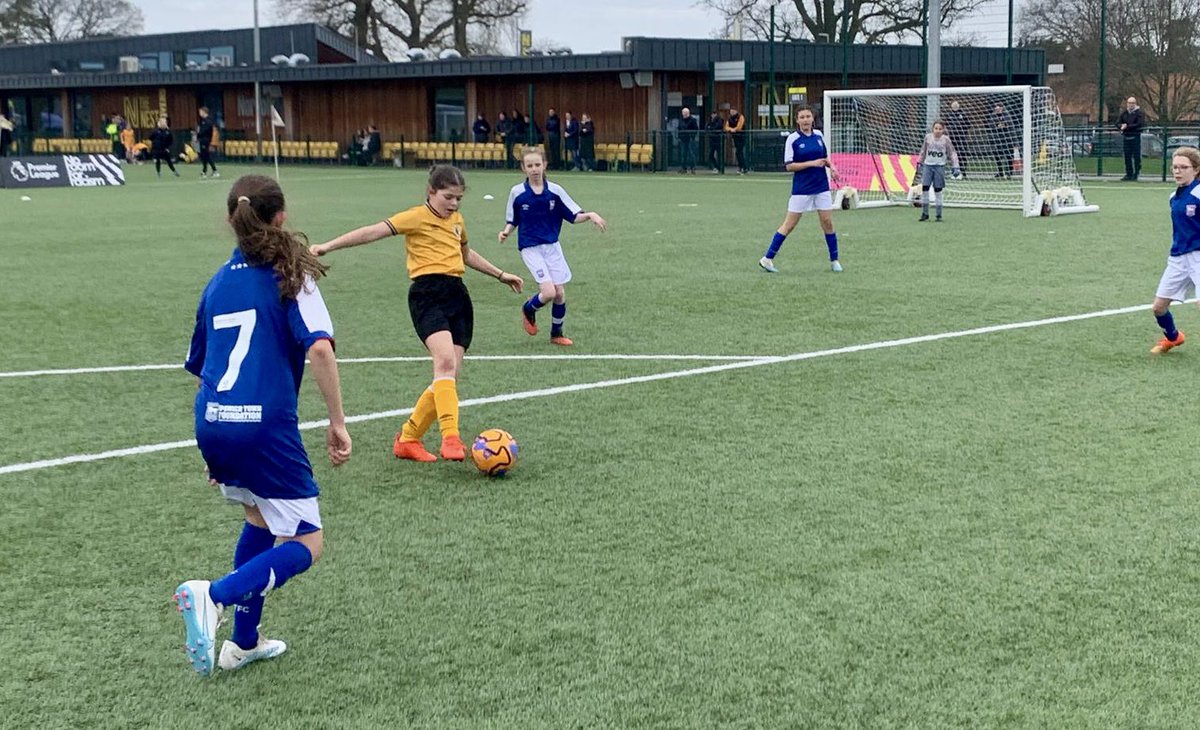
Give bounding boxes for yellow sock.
[400,387,437,441]
[432,378,460,439]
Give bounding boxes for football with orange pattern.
[471,429,518,477]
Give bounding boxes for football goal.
[823,85,1098,216]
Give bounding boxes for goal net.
[823,85,1098,216]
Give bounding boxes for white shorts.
[787,191,834,213]
[1155,251,1200,301]
[219,484,322,537]
[520,242,573,285]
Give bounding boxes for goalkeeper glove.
[952,167,962,178]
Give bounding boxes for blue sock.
[230,522,275,650]
[209,540,313,608]
[824,232,839,262]
[1156,311,1179,340]
[764,231,786,259]
[524,294,547,313]
[551,302,567,337]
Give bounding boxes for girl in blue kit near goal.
[174,174,352,677]
[499,147,607,345]
[759,106,843,274]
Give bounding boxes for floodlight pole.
[254,0,263,163]
[1005,0,1014,84]
[768,4,775,129]
[1097,0,1107,176]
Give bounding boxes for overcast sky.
[131,0,728,55]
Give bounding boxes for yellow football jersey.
[385,203,467,279]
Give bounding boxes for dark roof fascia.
[0,52,643,90]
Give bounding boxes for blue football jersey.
[1170,180,1200,256]
[505,180,583,250]
[185,247,334,498]
[784,129,831,196]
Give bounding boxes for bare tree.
[700,0,990,44]
[1021,0,1200,122]
[279,0,527,59]
[0,0,141,43]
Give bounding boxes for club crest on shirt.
[549,200,556,210]
[205,401,219,423]
[1188,204,1197,217]
[453,224,462,237]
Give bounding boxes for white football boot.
[218,637,288,671]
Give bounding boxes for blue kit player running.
[499,147,607,346]
[1150,146,1200,354]
[759,106,843,274]
[175,175,352,676]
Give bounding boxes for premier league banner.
[0,155,125,188]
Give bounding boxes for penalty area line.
[0,300,1159,476]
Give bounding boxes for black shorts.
[408,274,474,349]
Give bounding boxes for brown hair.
[520,146,545,162]
[225,175,327,301]
[1174,147,1200,171]
[428,163,466,191]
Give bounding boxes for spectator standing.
[197,106,220,178]
[545,109,562,170]
[149,117,180,177]
[678,107,699,174]
[564,112,580,170]
[725,108,747,174]
[578,114,595,171]
[946,100,970,177]
[1118,96,1146,181]
[472,114,491,143]
[362,125,382,166]
[705,110,724,172]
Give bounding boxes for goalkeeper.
[916,120,961,222]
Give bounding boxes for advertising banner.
[0,155,125,188]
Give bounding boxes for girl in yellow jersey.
[312,165,524,462]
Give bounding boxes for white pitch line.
[0,354,768,379]
[0,300,1159,476]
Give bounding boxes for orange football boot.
[393,435,437,462]
[550,335,573,346]
[440,434,466,461]
[521,308,538,336]
[1151,331,1185,355]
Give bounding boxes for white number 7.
[212,309,257,392]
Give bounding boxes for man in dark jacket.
[196,107,219,178]
[705,111,724,171]
[990,103,1013,178]
[472,114,491,143]
[946,100,970,177]
[1118,96,1145,181]
[677,107,699,174]
[564,112,580,170]
[545,109,561,170]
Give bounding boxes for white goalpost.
[823,85,1099,217]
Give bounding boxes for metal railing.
[13,124,1194,178]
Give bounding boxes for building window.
[186,49,210,68]
[139,54,159,71]
[73,93,92,137]
[433,87,466,142]
[210,46,235,67]
[78,61,104,71]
